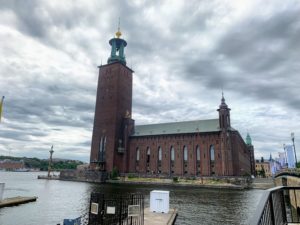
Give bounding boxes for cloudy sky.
[0,0,299,162]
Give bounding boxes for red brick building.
[90,29,255,177]
[0,159,25,171]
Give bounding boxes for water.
[0,172,263,225]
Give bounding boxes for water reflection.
[0,172,263,225]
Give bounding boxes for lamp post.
[291,133,297,168]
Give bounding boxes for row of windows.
[136,145,215,162]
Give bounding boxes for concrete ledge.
[144,207,177,225]
[0,196,37,208]
[107,180,245,189]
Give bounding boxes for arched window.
[210,145,215,161]
[98,136,106,163]
[99,137,103,152]
[196,145,200,161]
[158,147,162,161]
[146,147,150,163]
[170,146,175,161]
[183,146,188,161]
[136,148,140,161]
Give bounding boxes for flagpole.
[0,96,5,123]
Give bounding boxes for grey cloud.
[181,7,300,111]
[1,0,299,161]
[217,9,300,73]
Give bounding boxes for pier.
[144,207,178,225]
[0,196,37,208]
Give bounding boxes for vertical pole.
[100,194,104,225]
[0,96,4,123]
[130,194,133,225]
[269,193,275,225]
[294,189,299,222]
[292,133,297,168]
[281,189,287,223]
[119,195,122,225]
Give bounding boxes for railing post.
[269,193,275,225]
[281,189,287,223]
[119,195,122,225]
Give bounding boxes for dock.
[144,207,178,225]
[0,196,37,208]
[37,175,60,180]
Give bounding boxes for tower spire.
[115,17,122,38]
[220,92,227,108]
[107,20,127,65]
[217,92,231,129]
[221,91,225,104]
[246,133,252,146]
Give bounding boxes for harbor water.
[0,172,263,225]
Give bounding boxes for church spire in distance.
[107,18,127,65]
[217,92,231,130]
[220,91,228,109]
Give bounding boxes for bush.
[173,177,179,182]
[111,167,119,180]
[127,173,137,179]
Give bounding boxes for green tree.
[258,167,266,178]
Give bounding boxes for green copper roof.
[132,119,221,137]
[246,133,252,145]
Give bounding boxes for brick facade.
[90,34,255,177]
[127,131,253,176]
[0,160,25,170]
[90,62,134,173]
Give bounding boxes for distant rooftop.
[132,119,227,137]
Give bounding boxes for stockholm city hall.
[89,27,255,177]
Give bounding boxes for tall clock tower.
[90,27,134,173]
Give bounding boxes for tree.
[258,166,266,178]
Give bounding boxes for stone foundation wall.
[60,169,108,183]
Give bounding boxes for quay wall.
[60,170,108,183]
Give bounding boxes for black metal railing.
[88,193,144,225]
[249,186,300,225]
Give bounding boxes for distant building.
[0,159,25,171]
[246,133,255,176]
[285,145,296,168]
[277,152,287,168]
[269,159,282,176]
[89,28,255,177]
[255,161,271,178]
